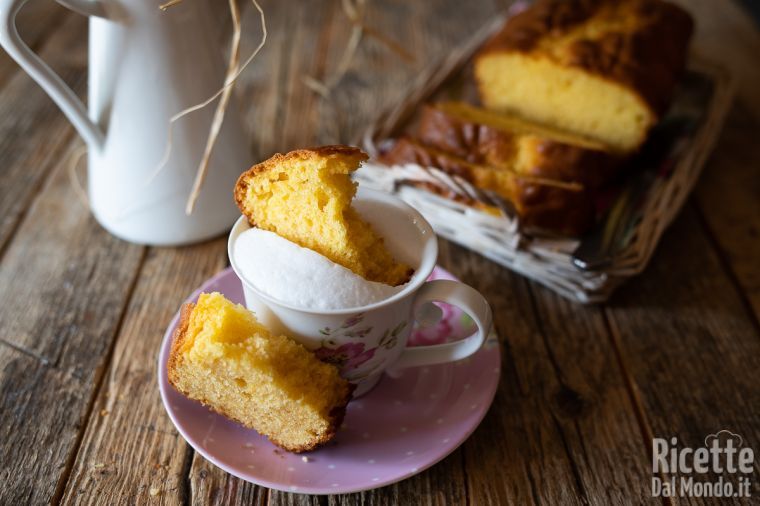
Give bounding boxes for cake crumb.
[100,409,109,417]
[92,463,105,471]
[149,487,160,497]
[301,456,310,463]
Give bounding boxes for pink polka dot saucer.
[158,266,500,494]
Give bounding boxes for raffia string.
[303,0,414,98]
[341,0,414,64]
[67,142,90,208]
[185,0,242,214]
[303,0,364,98]
[68,0,267,219]
[158,0,183,10]
[148,0,267,214]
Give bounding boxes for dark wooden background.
[0,0,758,504]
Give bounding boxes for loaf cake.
[417,102,619,189]
[380,136,595,235]
[474,0,693,152]
[167,292,353,453]
[235,145,412,286]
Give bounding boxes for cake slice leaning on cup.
[167,292,354,453]
[234,145,413,287]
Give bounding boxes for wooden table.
[1,0,758,504]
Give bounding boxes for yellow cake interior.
[476,55,653,153]
[474,0,663,153]
[434,101,608,151]
[236,149,411,286]
[169,292,351,452]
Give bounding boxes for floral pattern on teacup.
[378,321,407,350]
[318,313,372,339]
[314,313,407,380]
[314,342,376,371]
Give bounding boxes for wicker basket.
[355,14,735,304]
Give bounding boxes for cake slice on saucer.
[167,292,353,453]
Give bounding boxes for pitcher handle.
[0,0,106,149]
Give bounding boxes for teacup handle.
[393,279,492,369]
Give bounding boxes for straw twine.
[155,0,267,215]
[69,0,267,214]
[70,0,412,215]
[302,0,414,99]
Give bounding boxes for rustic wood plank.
[605,205,760,503]
[0,348,61,501]
[442,240,653,505]
[671,0,760,117]
[445,243,578,506]
[240,0,341,156]
[0,138,145,504]
[188,455,268,506]
[314,0,507,146]
[235,0,334,160]
[235,0,289,161]
[670,0,760,320]
[0,139,141,362]
[524,287,656,505]
[0,12,86,254]
[693,104,760,321]
[60,240,229,505]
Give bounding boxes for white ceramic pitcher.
[0,0,252,245]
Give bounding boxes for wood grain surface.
[0,10,82,253]
[0,0,758,504]
[674,0,760,320]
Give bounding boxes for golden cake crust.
[166,302,193,391]
[477,0,693,114]
[379,136,595,236]
[234,145,369,216]
[416,104,619,189]
[167,302,354,453]
[233,144,411,286]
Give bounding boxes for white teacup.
[228,188,492,396]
